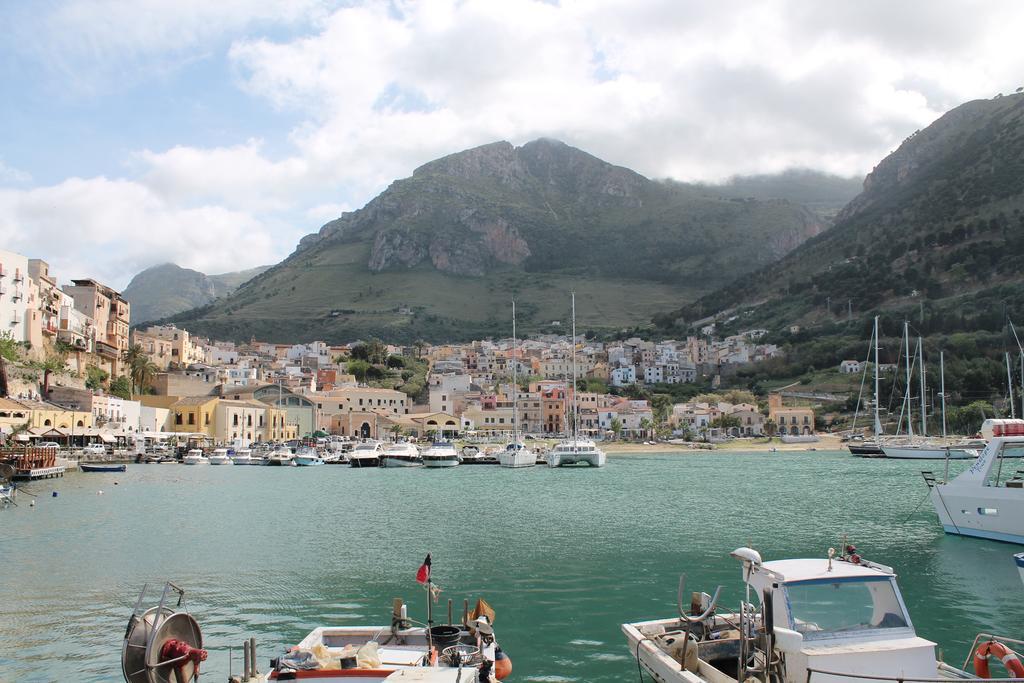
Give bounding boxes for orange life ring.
[974,640,1024,678]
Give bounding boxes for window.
[175,412,183,425]
[188,413,195,425]
[785,578,908,639]
[233,415,239,426]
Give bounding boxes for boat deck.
[12,465,66,480]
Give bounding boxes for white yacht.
[882,443,976,459]
[349,440,384,468]
[421,441,461,468]
[230,448,253,465]
[208,448,233,465]
[624,546,1009,683]
[499,300,535,469]
[381,441,422,468]
[182,449,208,465]
[924,419,1024,544]
[547,437,607,467]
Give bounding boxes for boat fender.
[494,646,512,680]
[975,640,1024,678]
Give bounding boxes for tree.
[651,394,673,427]
[0,331,20,362]
[124,344,159,396]
[347,359,371,383]
[34,352,68,396]
[610,417,622,440]
[709,415,742,430]
[413,339,427,358]
[85,365,109,391]
[109,375,132,400]
[639,417,652,440]
[764,419,778,438]
[386,355,405,369]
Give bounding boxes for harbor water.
[1,450,1021,682]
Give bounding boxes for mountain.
[684,169,862,218]
[165,138,825,343]
[123,263,269,325]
[660,92,1024,336]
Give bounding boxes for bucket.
[428,625,462,651]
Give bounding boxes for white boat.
[421,441,461,468]
[295,447,326,466]
[1016,552,1024,588]
[208,448,233,465]
[624,546,1009,683]
[381,441,422,468]
[497,442,535,468]
[267,447,294,467]
[182,449,209,465]
[547,437,607,467]
[349,440,384,468]
[925,419,1024,544]
[500,301,535,469]
[230,448,253,465]
[0,482,15,507]
[548,293,606,468]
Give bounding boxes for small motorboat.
[158,456,177,464]
[623,545,1022,683]
[182,449,209,465]
[294,447,325,466]
[381,441,422,468]
[80,462,127,472]
[323,453,348,465]
[230,449,253,465]
[208,448,233,465]
[267,447,294,467]
[1015,552,1024,588]
[421,441,461,468]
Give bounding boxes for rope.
[901,488,933,524]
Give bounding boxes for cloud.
[0,177,298,289]
[0,160,31,185]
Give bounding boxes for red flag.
[416,554,431,585]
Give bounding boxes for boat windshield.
[785,577,909,638]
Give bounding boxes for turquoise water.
[1,451,1021,682]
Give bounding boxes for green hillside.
[166,139,825,343]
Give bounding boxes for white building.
[839,360,864,374]
[610,366,637,387]
[0,249,31,342]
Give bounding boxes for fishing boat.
[208,448,233,465]
[421,441,461,468]
[349,440,385,468]
[120,581,512,683]
[80,462,127,472]
[624,545,1022,683]
[499,301,536,469]
[923,419,1024,544]
[547,294,607,468]
[230,448,253,465]
[295,447,326,466]
[381,441,422,468]
[182,449,209,465]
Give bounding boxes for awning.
[99,432,116,443]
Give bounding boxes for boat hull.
[498,452,535,468]
[294,456,325,466]
[930,485,1024,544]
[848,442,885,456]
[79,463,127,472]
[1016,552,1024,587]
[422,457,460,468]
[381,457,422,468]
[884,446,975,459]
[349,457,380,468]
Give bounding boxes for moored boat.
[923,419,1024,544]
[182,449,209,465]
[421,441,461,468]
[230,448,253,465]
[267,446,294,466]
[208,448,233,465]
[623,545,1018,683]
[1016,552,1024,587]
[294,447,326,466]
[497,442,535,468]
[79,462,127,472]
[349,440,384,468]
[547,437,606,467]
[882,443,976,459]
[381,441,422,468]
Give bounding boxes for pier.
[1,447,67,481]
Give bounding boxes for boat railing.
[806,669,1024,683]
[961,633,1024,670]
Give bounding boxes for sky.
[1,0,1023,290]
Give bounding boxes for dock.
[1,446,67,481]
[12,465,66,480]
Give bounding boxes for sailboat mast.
[512,301,518,441]
[571,292,579,443]
[919,337,926,436]
[940,351,947,439]
[874,316,881,438]
[904,321,914,437]
[1007,352,1016,420]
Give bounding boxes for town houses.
[0,247,813,448]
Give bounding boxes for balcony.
[95,340,119,358]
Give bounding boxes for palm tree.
[124,344,157,396]
[639,417,652,441]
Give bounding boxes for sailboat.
[498,301,536,468]
[547,293,606,468]
[848,316,886,456]
[883,330,974,459]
